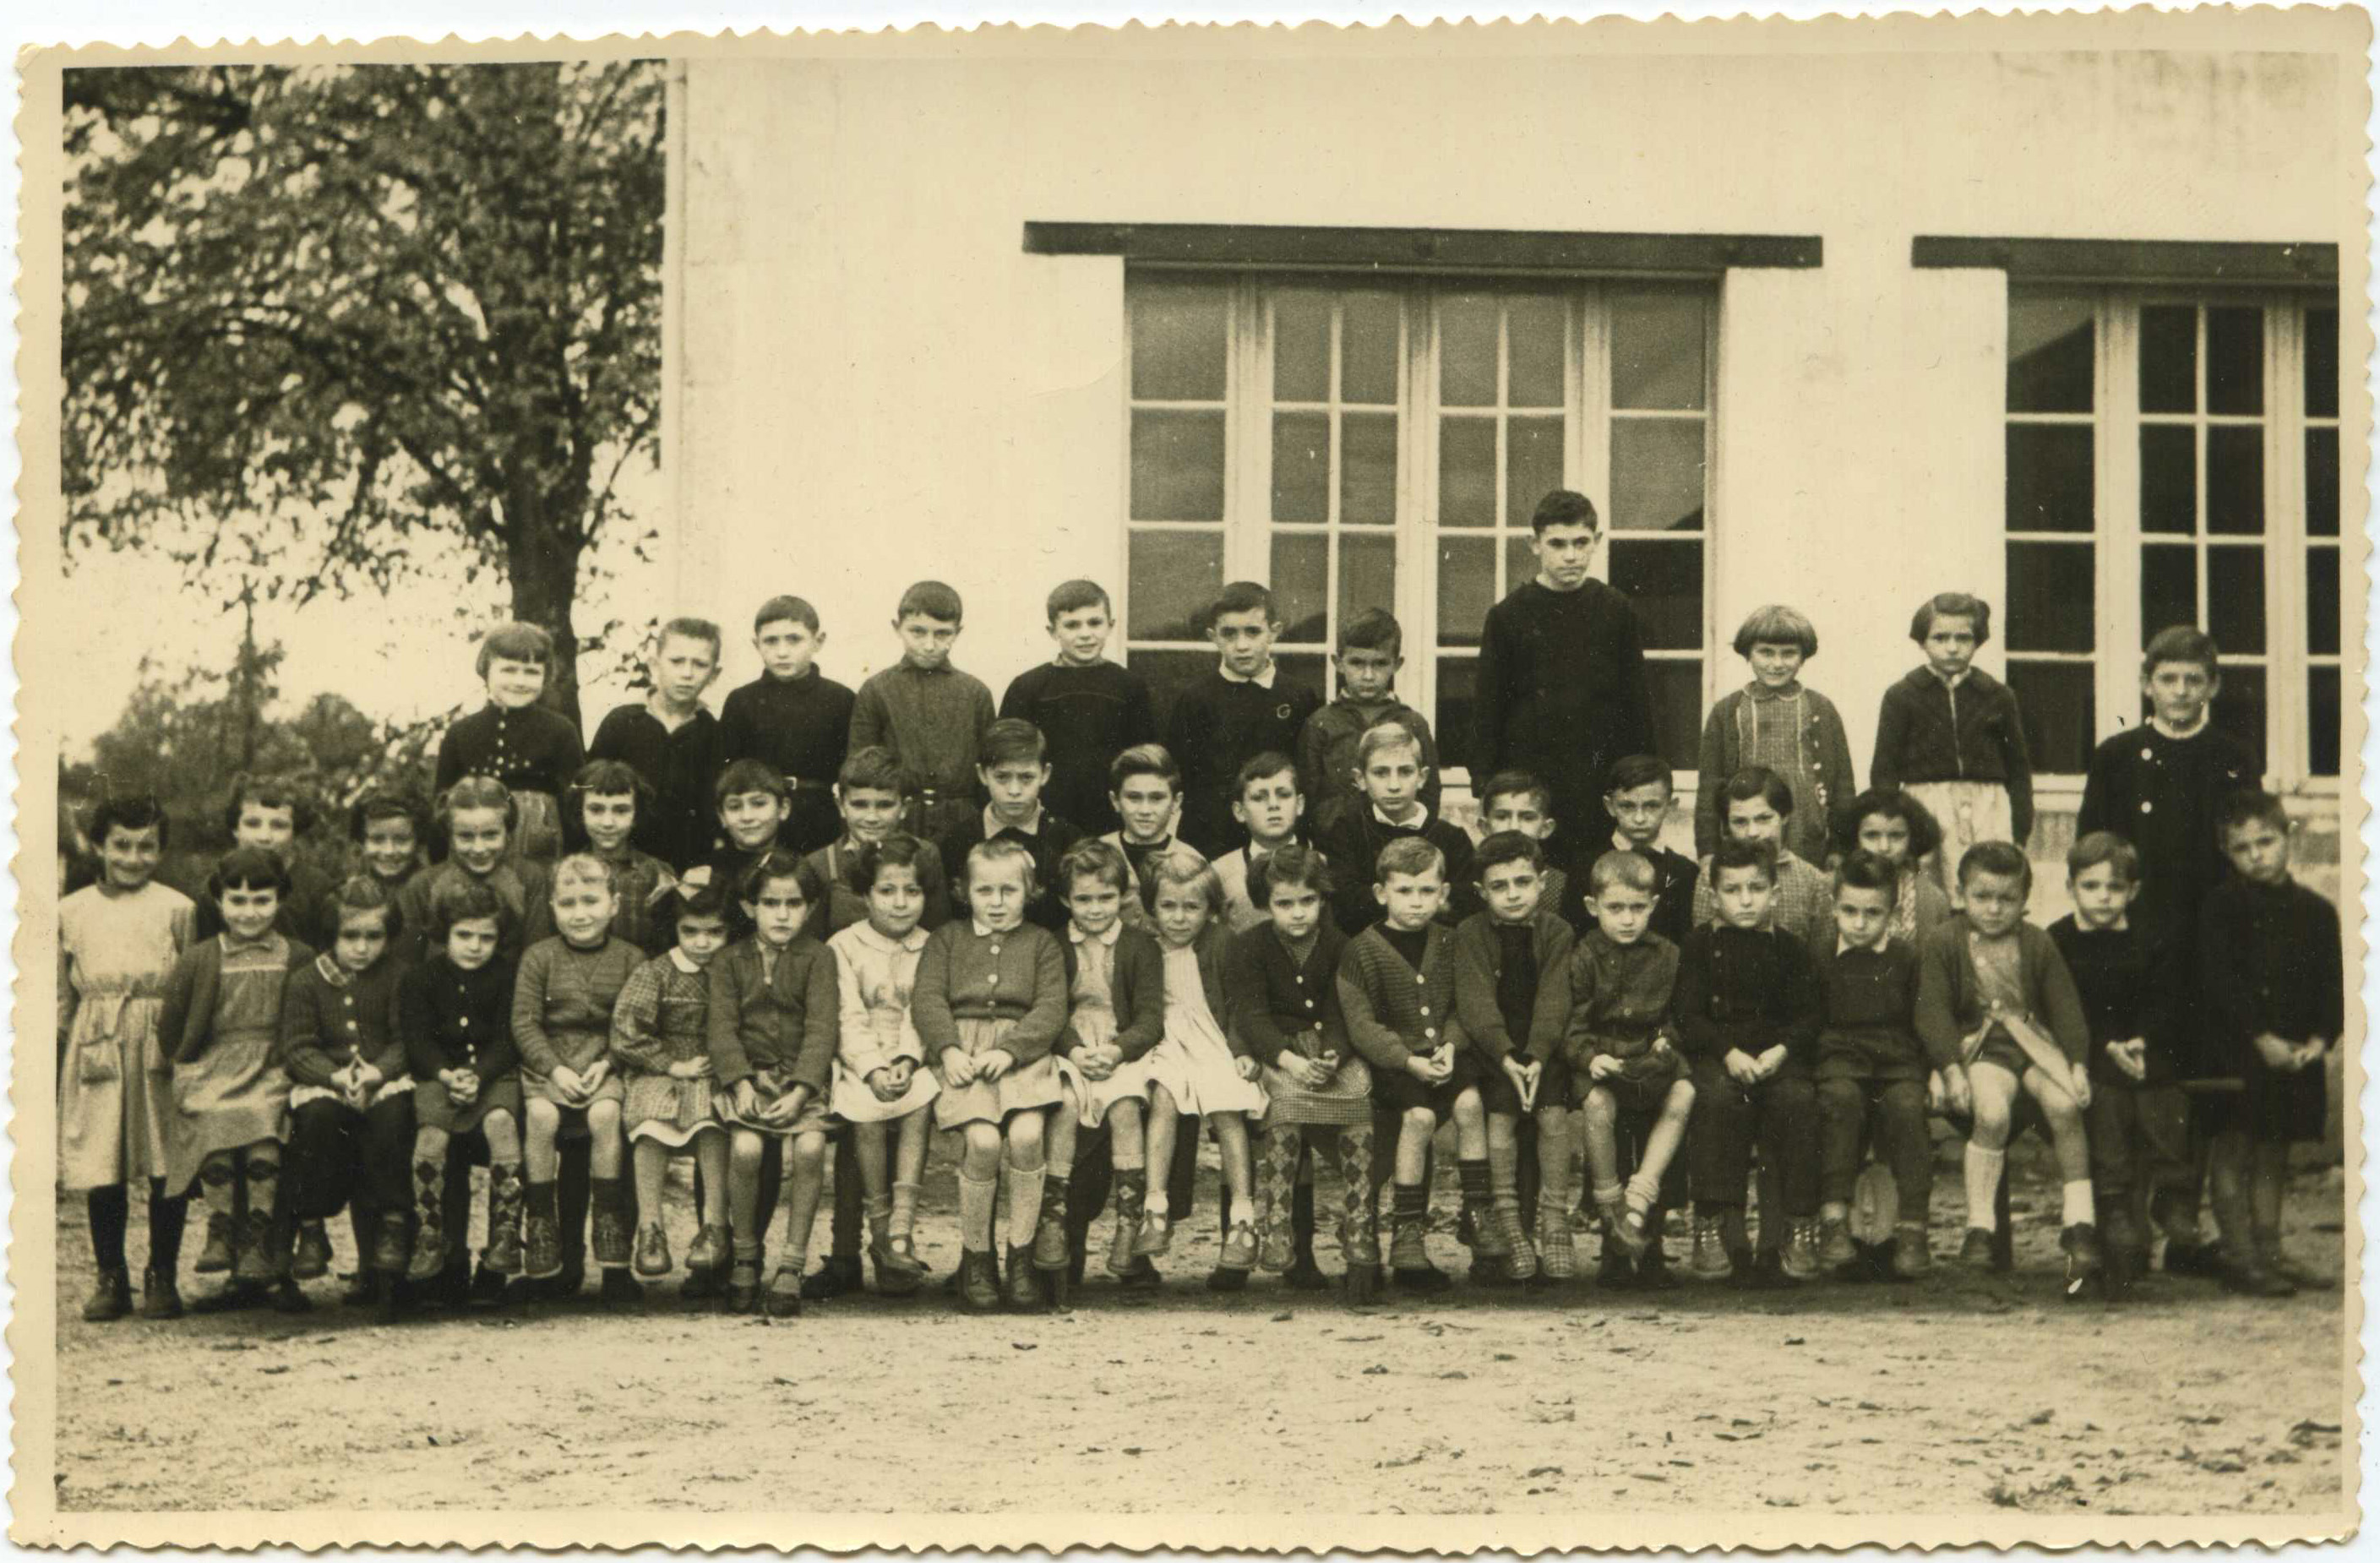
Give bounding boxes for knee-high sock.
[958,1172,999,1252]
[1004,1162,1046,1251]
[1963,1145,2007,1232]
[148,1178,189,1275]
[87,1185,129,1272]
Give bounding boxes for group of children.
[58,491,2343,1325]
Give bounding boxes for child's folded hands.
[548,1065,589,1104]
[940,1048,978,1086]
[771,1084,812,1125]
[733,1077,762,1119]
[1075,1043,1119,1082]
[2252,1032,2299,1071]
[1587,1054,1621,1081]
[1755,1044,1789,1080]
[866,1065,905,1103]
[977,1048,1016,1081]
[1723,1048,1762,1086]
[2105,1038,2149,1082]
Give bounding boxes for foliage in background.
[62,61,667,724]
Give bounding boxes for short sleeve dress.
[58,880,195,1190]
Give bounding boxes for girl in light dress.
[825,834,942,1296]
[59,793,196,1321]
[912,838,1065,1313]
[1132,847,1267,1287]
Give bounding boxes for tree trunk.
[505,509,585,732]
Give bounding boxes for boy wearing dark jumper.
[2199,789,2343,1296]
[1599,755,1700,947]
[935,718,1086,936]
[1674,837,1823,1285]
[999,580,1157,839]
[1316,722,1476,937]
[806,747,954,938]
[1472,490,1656,862]
[2049,831,2184,1297]
[719,596,857,857]
[1168,581,1324,857]
[1812,852,1936,1277]
[848,580,996,845]
[588,617,727,874]
[1451,831,1577,1281]
[1297,608,1441,837]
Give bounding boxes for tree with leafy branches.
[62,59,666,724]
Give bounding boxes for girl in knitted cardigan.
[1695,605,1855,863]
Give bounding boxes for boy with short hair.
[700,760,794,943]
[2076,625,2256,1277]
[1916,841,2100,1285]
[1104,743,1200,891]
[590,617,727,874]
[848,580,996,845]
[1298,607,1440,836]
[2199,789,2343,1296]
[719,595,857,858]
[1672,836,1823,1284]
[999,580,1157,839]
[198,773,335,947]
[1477,771,1577,932]
[1213,753,1308,934]
[1473,491,1655,858]
[935,718,1086,934]
[806,746,953,937]
[1812,850,1936,1277]
[1337,837,1489,1292]
[1168,582,1324,856]
[2049,831,2185,1297]
[1689,766,1833,956]
[1599,755,1699,945]
[1316,722,1477,937]
[1451,830,1577,1280]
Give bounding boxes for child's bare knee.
[588,1100,621,1132]
[1402,1106,1438,1135]
[791,1131,827,1172]
[1005,1111,1046,1153]
[730,1131,764,1172]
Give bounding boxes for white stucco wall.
[667,19,2361,830]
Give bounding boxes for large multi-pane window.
[1124,272,1715,776]
[2003,290,2342,783]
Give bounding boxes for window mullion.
[2098,294,2143,738]
[1227,281,1270,583]
[1404,288,1440,727]
[1577,282,1613,584]
[2268,302,2309,788]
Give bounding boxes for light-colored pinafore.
[168,934,297,1190]
[1145,944,1267,1118]
[1051,926,1154,1127]
[58,881,194,1190]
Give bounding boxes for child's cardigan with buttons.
[705,935,840,1092]
[1337,923,1468,1072]
[912,921,1069,1065]
[1449,907,1576,1064]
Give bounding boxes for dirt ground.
[52,1140,2350,1520]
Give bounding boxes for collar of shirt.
[669,947,705,976]
[2149,711,2211,741]
[970,919,1013,939]
[1838,931,1892,957]
[1747,680,1804,702]
[854,921,929,955]
[644,693,709,730]
[1373,802,1426,829]
[1929,667,1971,693]
[1219,661,1278,689]
[1050,654,1113,670]
[901,658,951,677]
[986,804,1043,839]
[221,931,280,958]
[313,952,351,988]
[1070,921,1121,948]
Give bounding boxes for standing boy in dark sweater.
[1673,836,1824,1286]
[1298,607,1440,837]
[848,580,996,846]
[2075,625,2255,1278]
[999,580,1156,839]
[588,617,727,874]
[1812,851,1937,1278]
[1168,581,1323,857]
[2048,831,2183,1299]
[718,596,856,857]
[1473,490,1657,862]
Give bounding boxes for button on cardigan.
[1337,922,1468,1072]
[911,921,1069,1065]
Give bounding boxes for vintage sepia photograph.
[9,7,2368,1550]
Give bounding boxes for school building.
[656,16,2361,884]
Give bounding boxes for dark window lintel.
[1027,221,1821,274]
[1914,235,2336,286]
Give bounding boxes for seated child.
[397,877,525,1293]
[1337,836,1486,1293]
[1451,830,1577,1281]
[434,621,585,865]
[1212,752,1307,935]
[348,787,428,901]
[1044,841,1163,1283]
[1316,722,1476,936]
[1136,849,1268,1289]
[1599,755,1700,946]
[807,745,954,937]
[1103,743,1202,927]
[914,838,1066,1313]
[397,777,554,966]
[825,838,945,1297]
[1812,851,1936,1277]
[1694,604,1854,863]
[999,580,1157,838]
[2050,831,2185,1296]
[567,760,678,956]
[1916,841,2099,1284]
[161,846,315,1312]
[59,792,196,1322]
[1833,787,1952,948]
[2199,789,2343,1296]
[718,595,855,857]
[1690,765,1833,956]
[1540,851,1693,1285]
[1672,838,1823,1285]
[610,880,736,1307]
[280,877,416,1301]
[709,852,840,1317]
[1226,844,1374,1298]
[935,716,1086,935]
[512,855,644,1303]
[1298,607,1441,836]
